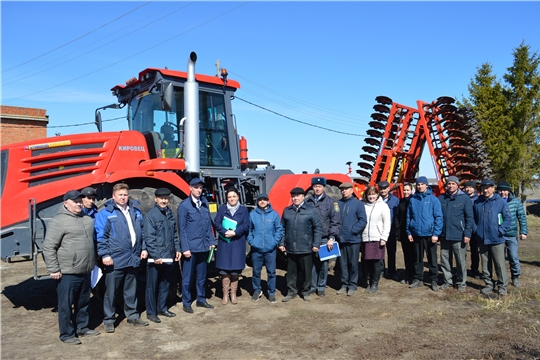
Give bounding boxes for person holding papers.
[214,187,250,305]
[143,188,181,323]
[247,193,283,303]
[361,186,391,294]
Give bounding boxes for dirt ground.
[2,214,540,360]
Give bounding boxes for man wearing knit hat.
[438,176,474,292]
[305,177,340,297]
[497,180,528,288]
[406,176,443,291]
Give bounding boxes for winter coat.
[406,187,443,237]
[395,196,411,242]
[473,193,512,245]
[43,206,95,275]
[362,197,391,243]
[95,199,144,270]
[337,196,367,244]
[177,196,214,253]
[214,203,249,271]
[143,204,180,261]
[248,204,283,254]
[82,204,98,219]
[280,202,322,254]
[382,193,400,223]
[438,190,474,241]
[305,193,340,240]
[504,192,528,237]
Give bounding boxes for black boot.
[367,280,379,294]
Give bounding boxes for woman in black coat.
[395,183,415,284]
[214,187,249,305]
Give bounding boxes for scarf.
[227,202,240,216]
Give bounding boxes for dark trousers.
[181,252,208,306]
[56,273,91,341]
[413,236,438,282]
[339,242,361,290]
[311,252,329,293]
[400,238,416,281]
[103,267,139,324]
[145,263,173,315]
[469,234,480,273]
[386,230,398,274]
[252,249,277,296]
[286,253,312,297]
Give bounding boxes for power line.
[3,2,251,103]
[235,96,366,137]
[2,1,153,74]
[46,116,125,129]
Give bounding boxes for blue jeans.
[251,249,277,296]
[504,236,521,278]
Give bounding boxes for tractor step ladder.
[30,198,50,281]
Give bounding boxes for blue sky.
[2,1,539,178]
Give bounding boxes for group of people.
[42,175,528,345]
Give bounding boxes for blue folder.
[319,242,341,261]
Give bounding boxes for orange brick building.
[0,106,49,145]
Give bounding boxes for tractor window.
[0,150,8,197]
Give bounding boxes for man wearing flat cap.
[279,187,322,302]
[305,177,340,297]
[438,176,474,292]
[377,180,400,281]
[473,179,512,295]
[336,182,367,296]
[144,188,181,323]
[497,180,528,288]
[43,190,99,344]
[80,187,98,219]
[463,181,481,278]
[177,178,215,313]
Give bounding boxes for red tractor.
[0,52,356,276]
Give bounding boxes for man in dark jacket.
[144,188,181,323]
[43,190,99,344]
[497,181,528,288]
[247,193,284,303]
[95,183,149,333]
[305,177,340,297]
[177,178,215,313]
[464,180,481,278]
[81,187,98,219]
[473,179,512,295]
[336,182,367,296]
[279,187,322,302]
[406,176,443,291]
[438,176,474,292]
[378,180,400,281]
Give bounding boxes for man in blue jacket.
[406,176,443,291]
[473,179,512,295]
[378,180,400,281]
[305,177,340,297]
[247,193,283,303]
[438,176,474,293]
[497,181,527,288]
[177,178,215,313]
[279,187,322,302]
[336,182,367,296]
[144,187,181,323]
[95,183,149,333]
[81,187,98,219]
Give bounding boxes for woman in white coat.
[361,186,391,294]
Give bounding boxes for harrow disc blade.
[362,146,379,154]
[449,138,469,146]
[360,154,377,162]
[373,104,391,113]
[367,129,384,138]
[371,113,388,122]
[436,96,455,105]
[375,95,393,105]
[369,121,386,130]
[365,138,381,146]
[357,162,374,170]
[438,104,458,114]
[356,170,372,179]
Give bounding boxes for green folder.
[219,216,237,243]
